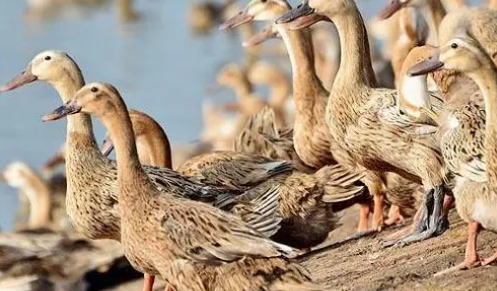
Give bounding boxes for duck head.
[43,83,119,122]
[408,37,484,77]
[275,0,333,29]
[1,50,83,94]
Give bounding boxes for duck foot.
[482,252,497,266]
[435,221,482,276]
[382,185,449,247]
[142,274,155,291]
[434,260,482,277]
[384,205,405,226]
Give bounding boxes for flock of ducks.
[3,0,497,290]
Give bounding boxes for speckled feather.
[216,163,369,249]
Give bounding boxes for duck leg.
[142,274,155,291]
[357,203,371,232]
[397,185,449,245]
[435,221,482,276]
[364,173,385,231]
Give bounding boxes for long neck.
[23,174,51,229]
[102,107,151,201]
[332,5,377,90]
[469,64,497,190]
[50,74,99,152]
[137,131,172,168]
[420,0,445,46]
[276,24,328,108]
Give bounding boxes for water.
[0,0,402,230]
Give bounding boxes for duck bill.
[287,13,329,30]
[218,9,254,30]
[407,52,444,76]
[0,171,5,183]
[100,136,115,157]
[243,25,279,47]
[276,0,315,24]
[42,102,82,122]
[378,0,404,20]
[1,64,38,92]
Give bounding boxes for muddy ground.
[106,206,497,291]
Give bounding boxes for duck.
[99,111,295,291]
[407,24,497,274]
[0,50,277,291]
[1,162,70,232]
[43,82,323,291]
[220,0,377,232]
[277,0,449,243]
[219,0,336,170]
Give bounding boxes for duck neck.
[102,105,151,202]
[137,130,172,169]
[331,5,377,92]
[22,172,51,229]
[276,24,328,108]
[399,74,431,118]
[419,0,445,46]
[469,64,497,189]
[50,74,99,152]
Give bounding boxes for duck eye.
[451,43,458,49]
[44,56,51,61]
[91,87,98,93]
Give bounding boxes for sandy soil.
[105,206,497,291]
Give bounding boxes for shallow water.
[0,0,439,230]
